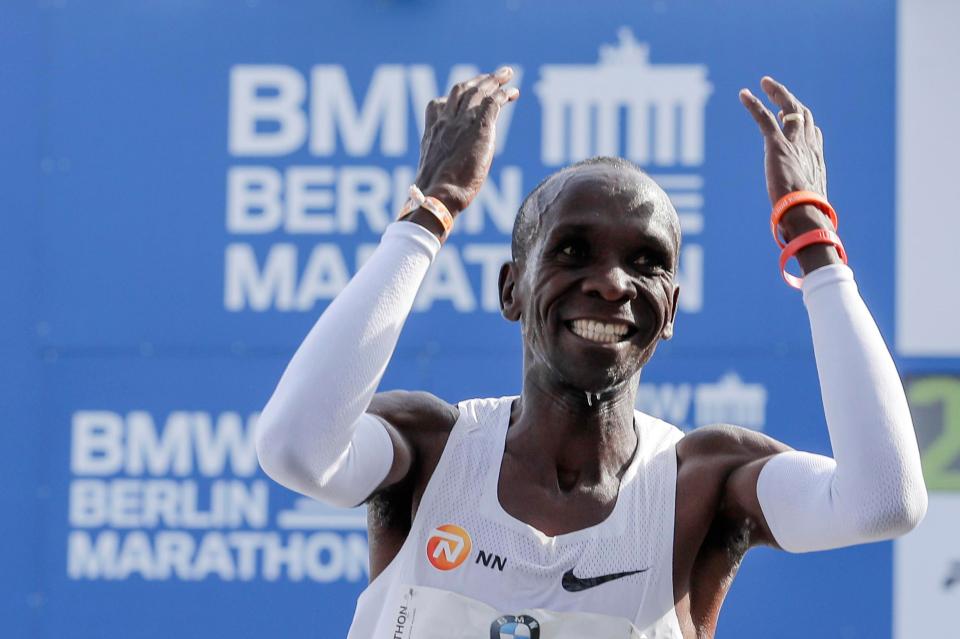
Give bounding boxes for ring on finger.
[781,112,804,126]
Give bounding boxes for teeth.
[569,319,630,344]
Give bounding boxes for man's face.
[501,164,681,393]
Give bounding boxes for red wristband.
[770,190,838,248]
[779,228,848,289]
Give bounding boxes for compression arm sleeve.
[255,221,441,508]
[756,264,928,552]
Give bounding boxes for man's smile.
[564,318,638,345]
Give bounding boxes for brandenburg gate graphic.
[535,28,713,167]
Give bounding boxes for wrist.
[778,206,845,277]
[400,208,448,243]
[420,183,466,217]
[778,203,835,243]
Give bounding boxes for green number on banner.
[908,377,960,491]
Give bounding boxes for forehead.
[536,164,680,250]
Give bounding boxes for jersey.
[347,396,686,639]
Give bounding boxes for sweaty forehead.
[535,164,680,248]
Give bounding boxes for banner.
[5,2,952,638]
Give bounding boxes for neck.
[508,371,639,489]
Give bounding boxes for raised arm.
[720,77,927,552]
[255,68,520,507]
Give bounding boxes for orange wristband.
[397,185,454,243]
[770,190,838,248]
[779,228,848,289]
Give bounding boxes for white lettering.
[126,411,192,477]
[263,532,304,581]
[310,65,407,157]
[285,167,336,233]
[336,166,392,233]
[115,531,155,579]
[68,530,369,582]
[227,166,284,233]
[229,65,307,156]
[69,479,106,527]
[193,412,259,477]
[153,531,195,579]
[224,243,296,312]
[72,411,124,475]
[192,532,235,580]
[68,530,118,579]
[68,479,268,528]
[415,247,477,312]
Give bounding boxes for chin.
[556,359,639,395]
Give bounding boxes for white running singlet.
[347,396,685,639]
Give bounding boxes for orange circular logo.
[426,524,472,571]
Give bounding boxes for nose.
[581,264,638,302]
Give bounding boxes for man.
[255,67,927,638]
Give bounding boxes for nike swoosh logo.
[561,567,648,592]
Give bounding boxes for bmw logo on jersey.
[490,614,541,639]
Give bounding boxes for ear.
[660,284,680,340]
[498,261,522,322]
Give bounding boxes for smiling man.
[255,68,927,638]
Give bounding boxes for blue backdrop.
[3,1,942,637]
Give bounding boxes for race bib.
[386,584,658,639]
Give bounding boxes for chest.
[496,455,624,537]
[398,426,679,623]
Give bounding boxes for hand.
[414,67,520,215]
[739,76,827,206]
[740,77,841,273]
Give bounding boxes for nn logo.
[476,550,507,572]
[426,524,472,571]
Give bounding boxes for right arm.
[255,68,520,507]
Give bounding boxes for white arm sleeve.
[255,221,441,508]
[756,264,928,552]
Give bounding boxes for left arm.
[722,77,927,553]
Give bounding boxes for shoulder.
[365,391,459,533]
[673,425,792,556]
[368,390,459,439]
[676,423,791,472]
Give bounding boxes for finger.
[814,126,827,194]
[447,74,486,111]
[492,86,520,107]
[462,74,503,112]
[449,67,513,113]
[761,76,805,139]
[801,106,818,146]
[476,86,520,119]
[476,87,520,124]
[425,98,445,129]
[777,109,805,141]
[739,88,781,138]
[814,124,825,168]
[761,75,801,112]
[457,86,483,115]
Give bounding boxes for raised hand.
[415,67,520,216]
[739,76,842,274]
[739,76,827,206]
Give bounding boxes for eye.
[632,251,667,272]
[558,240,588,259]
